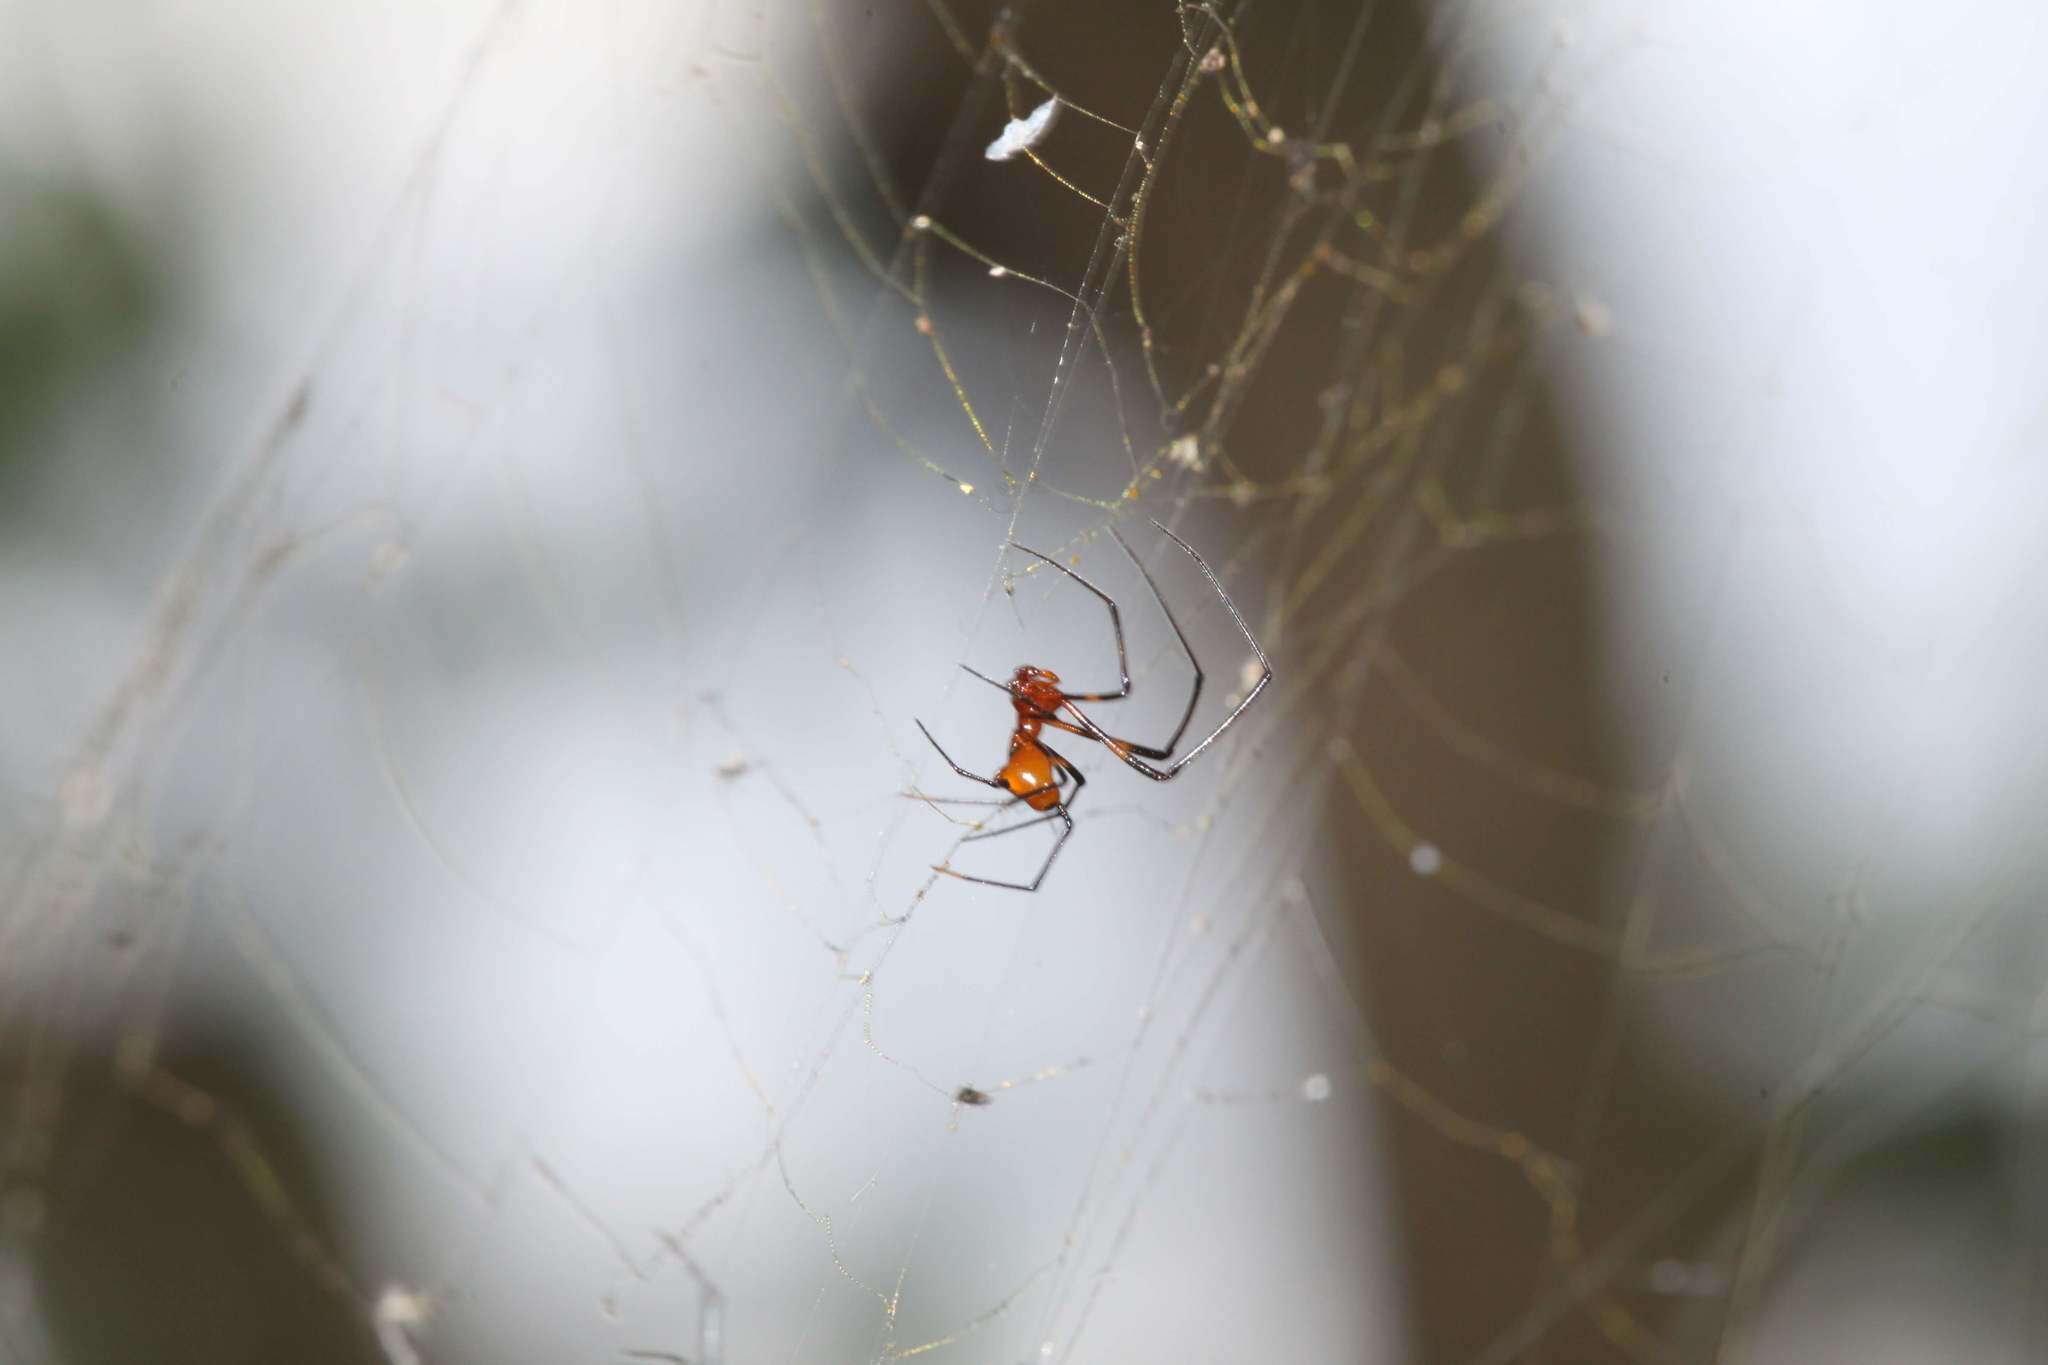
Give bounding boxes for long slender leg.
[934,809,1072,892]
[953,665,1172,758]
[956,664,1185,761]
[1032,712,1177,760]
[962,806,1066,841]
[915,720,1007,790]
[916,718,1074,813]
[936,748,1083,892]
[919,719,1080,890]
[1055,528,1194,745]
[959,663,1024,698]
[1074,525,1204,746]
[1007,541,1130,700]
[945,521,1267,787]
[1058,521,1271,781]
[963,529,1179,742]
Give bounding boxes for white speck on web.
[1167,432,1203,470]
[368,540,409,584]
[1409,842,1442,876]
[986,98,1060,161]
[1301,1073,1332,1102]
[1648,1259,1728,1297]
[373,1285,433,1365]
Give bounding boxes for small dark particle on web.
[955,1086,993,1106]
[280,381,312,432]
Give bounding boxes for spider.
[915,519,1272,892]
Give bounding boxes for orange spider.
[916,520,1272,891]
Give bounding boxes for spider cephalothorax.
[1006,666,1065,723]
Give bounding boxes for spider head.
[1010,665,1064,715]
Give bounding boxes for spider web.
[3,1,2047,1363]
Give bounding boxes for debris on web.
[372,1286,432,1365]
[985,97,1060,161]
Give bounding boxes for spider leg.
[962,750,1086,843]
[935,747,1082,892]
[934,812,1072,892]
[1008,540,1130,700]
[1059,689,1261,781]
[1055,521,1271,780]
[915,720,1007,790]
[962,663,1073,733]
[959,664,1021,698]
[925,522,1264,885]
[1091,523,1205,743]
[963,805,1067,841]
[1033,713,1176,760]
[1051,527,1193,726]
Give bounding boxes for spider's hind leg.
[961,749,1086,844]
[936,747,1083,892]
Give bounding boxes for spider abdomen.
[1001,742,1061,811]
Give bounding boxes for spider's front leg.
[914,720,1007,792]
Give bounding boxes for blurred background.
[2,1,2046,1362]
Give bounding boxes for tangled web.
[3,1,2044,1363]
